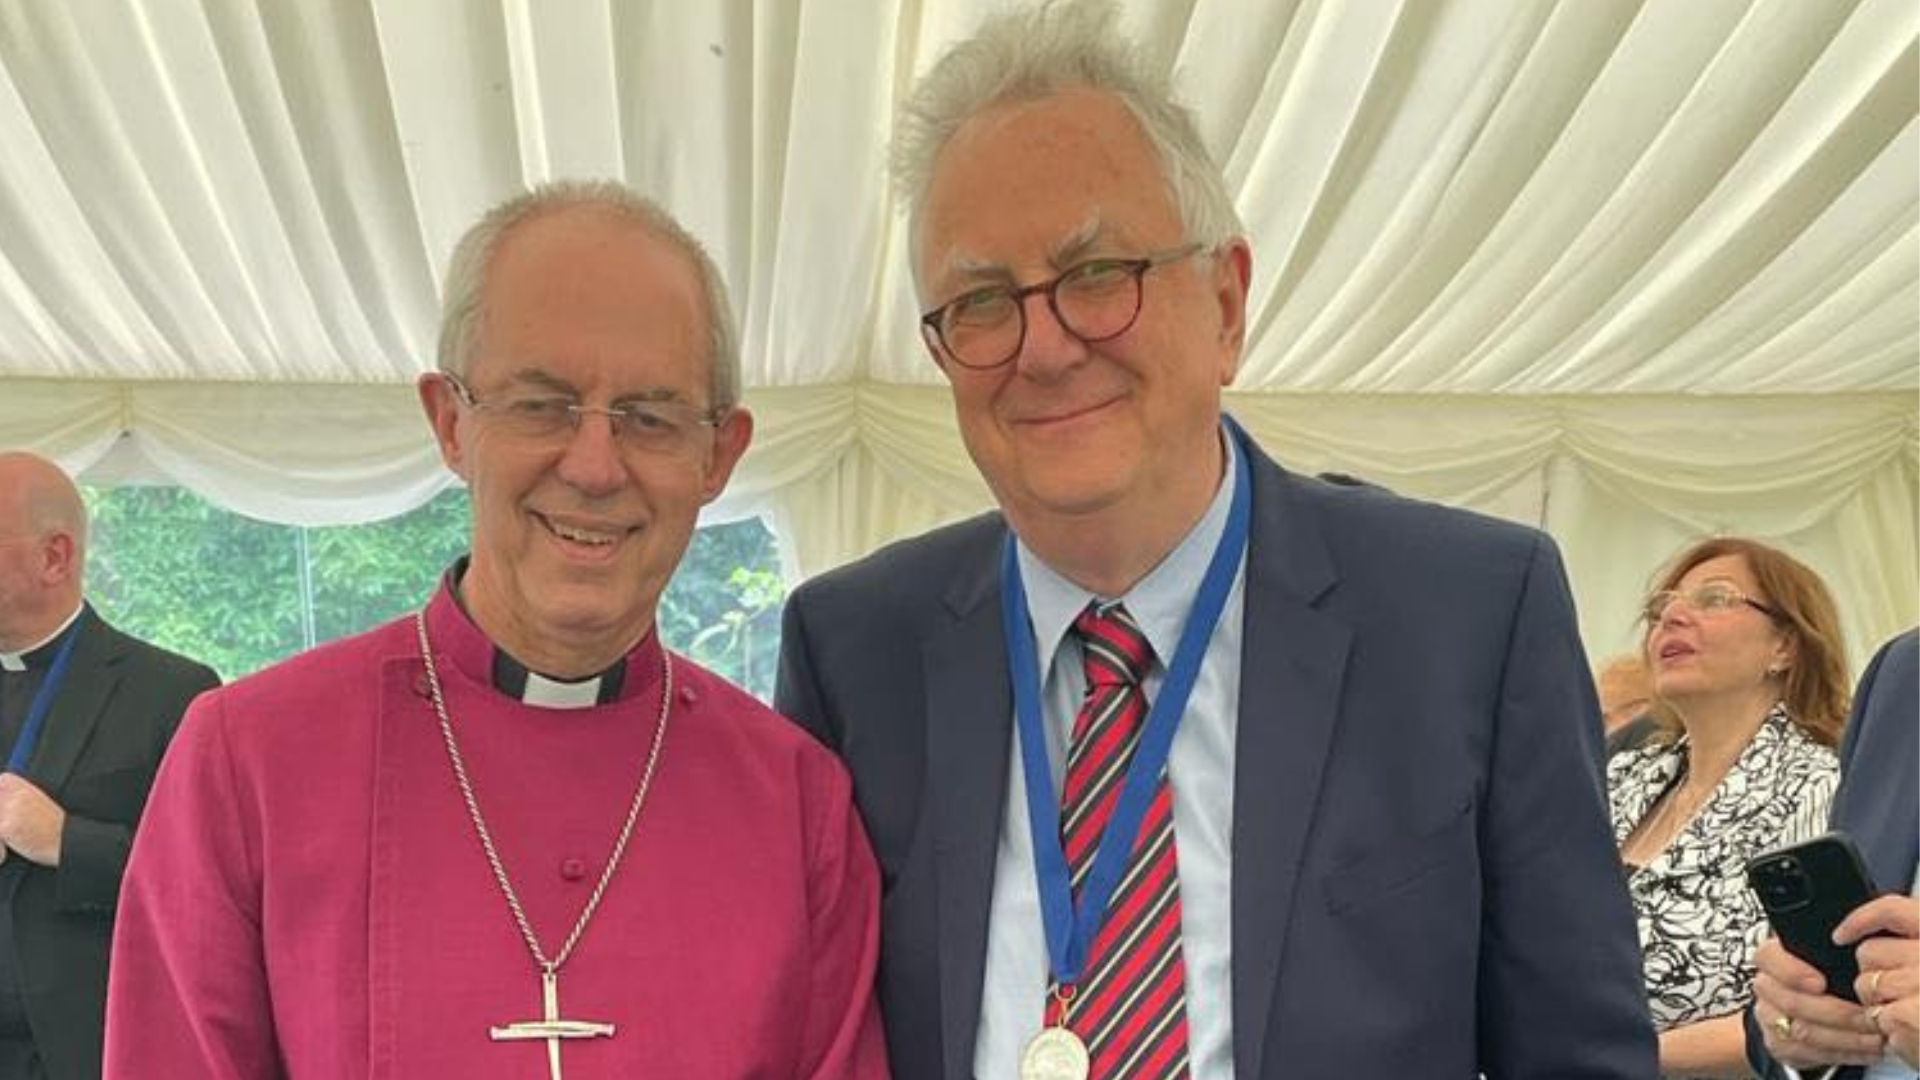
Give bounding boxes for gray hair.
[435,179,741,409]
[891,0,1244,273]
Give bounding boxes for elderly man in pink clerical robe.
[102,181,889,1079]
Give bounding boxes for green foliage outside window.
[80,486,786,699]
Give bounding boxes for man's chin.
[534,597,647,639]
[512,611,652,678]
[1004,466,1135,520]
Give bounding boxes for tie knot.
[1073,603,1153,689]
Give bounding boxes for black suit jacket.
[1747,628,1919,1080]
[776,436,1656,1078]
[6,608,217,1080]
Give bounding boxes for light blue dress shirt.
[974,432,1243,1080]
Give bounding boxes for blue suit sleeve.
[1476,534,1658,1077]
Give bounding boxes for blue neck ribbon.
[6,610,85,774]
[1000,419,1252,985]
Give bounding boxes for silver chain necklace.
[412,610,671,979]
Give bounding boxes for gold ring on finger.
[1773,1014,1796,1040]
[1869,969,1887,1001]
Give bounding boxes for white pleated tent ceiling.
[0,0,1914,666]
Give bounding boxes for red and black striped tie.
[1043,602,1190,1079]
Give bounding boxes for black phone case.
[1745,832,1881,1002]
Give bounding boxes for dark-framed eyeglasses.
[441,374,725,456]
[1641,582,1782,624]
[918,243,1208,370]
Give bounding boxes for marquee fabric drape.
[0,0,1914,666]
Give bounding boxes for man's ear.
[40,531,78,588]
[419,373,471,479]
[1212,238,1253,386]
[700,406,755,504]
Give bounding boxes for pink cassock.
[105,585,889,1079]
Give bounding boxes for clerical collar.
[490,649,625,708]
[436,559,648,710]
[0,603,85,673]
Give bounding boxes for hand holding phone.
[1746,832,1883,1001]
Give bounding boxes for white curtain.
[0,0,1914,667]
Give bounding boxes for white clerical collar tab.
[489,644,625,708]
[520,672,604,710]
[0,603,84,673]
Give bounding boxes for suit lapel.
[24,610,122,794]
[924,530,1014,1080]
[1231,450,1351,1080]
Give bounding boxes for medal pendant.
[1020,1025,1090,1080]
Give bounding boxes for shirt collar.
[1016,425,1239,671]
[0,602,86,673]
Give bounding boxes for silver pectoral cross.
[489,969,616,1080]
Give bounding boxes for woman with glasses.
[1608,536,1850,1078]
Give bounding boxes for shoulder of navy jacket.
[1315,470,1379,490]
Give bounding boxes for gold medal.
[1019,1025,1090,1080]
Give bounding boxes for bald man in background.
[1597,652,1659,756]
[0,452,218,1080]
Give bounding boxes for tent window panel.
[80,486,787,700]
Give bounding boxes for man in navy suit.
[1749,629,1919,1078]
[774,2,1654,1076]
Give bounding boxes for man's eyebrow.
[1045,218,1105,267]
[497,370,686,405]
[935,216,1112,285]
[612,387,689,405]
[939,253,1013,285]
[502,369,576,394]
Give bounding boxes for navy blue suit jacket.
[776,435,1655,1078]
[1747,629,1919,1080]
[1833,630,1920,894]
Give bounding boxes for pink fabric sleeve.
[104,689,284,1080]
[798,750,892,1079]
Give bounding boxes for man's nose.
[1012,291,1087,376]
[553,410,628,494]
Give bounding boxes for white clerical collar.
[441,558,630,709]
[0,602,84,672]
[522,671,608,709]
[490,647,625,710]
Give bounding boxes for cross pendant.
[489,969,616,1080]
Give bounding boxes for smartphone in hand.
[1746,832,1883,1001]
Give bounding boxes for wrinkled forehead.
[914,88,1180,288]
[470,219,709,380]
